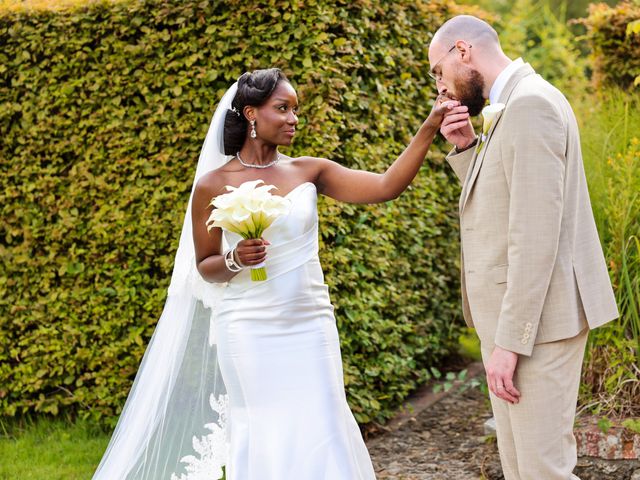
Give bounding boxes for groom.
[430,15,618,480]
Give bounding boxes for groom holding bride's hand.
[431,15,618,480]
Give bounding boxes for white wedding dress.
[215,181,376,480]
[92,82,376,480]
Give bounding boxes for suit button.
[525,322,533,328]
[523,333,530,339]
[521,339,528,345]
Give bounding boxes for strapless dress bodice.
[222,181,317,248]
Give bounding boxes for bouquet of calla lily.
[478,102,505,151]
[206,180,291,281]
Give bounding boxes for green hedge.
[578,0,640,89]
[0,0,465,425]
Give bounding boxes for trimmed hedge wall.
[578,1,640,89]
[0,0,465,425]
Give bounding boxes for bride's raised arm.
[310,100,468,203]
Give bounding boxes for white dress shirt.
[489,57,524,105]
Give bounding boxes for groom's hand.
[486,346,521,404]
[440,99,476,151]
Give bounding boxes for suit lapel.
[460,110,504,210]
[460,64,537,214]
[458,142,480,212]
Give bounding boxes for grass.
[0,417,109,480]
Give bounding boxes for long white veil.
[92,83,238,480]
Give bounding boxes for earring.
[250,120,257,139]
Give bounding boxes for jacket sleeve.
[495,94,567,356]
[445,146,475,183]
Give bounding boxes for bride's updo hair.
[224,68,290,155]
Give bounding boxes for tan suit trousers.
[481,329,588,480]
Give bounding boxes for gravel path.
[365,371,640,480]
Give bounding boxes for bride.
[93,68,468,480]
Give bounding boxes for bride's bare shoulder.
[194,167,232,202]
[282,156,333,184]
[285,155,331,175]
[287,155,329,163]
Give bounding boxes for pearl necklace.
[236,151,281,169]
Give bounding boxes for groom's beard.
[455,67,486,117]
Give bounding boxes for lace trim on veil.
[170,393,230,480]
[92,83,238,480]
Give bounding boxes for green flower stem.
[250,266,267,281]
[240,230,268,281]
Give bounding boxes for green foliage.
[458,327,482,361]
[622,417,640,434]
[0,0,466,425]
[485,0,588,94]
[577,1,640,89]
[577,90,640,417]
[456,0,620,21]
[431,367,468,394]
[597,416,612,434]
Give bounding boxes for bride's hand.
[423,95,465,129]
[235,238,271,267]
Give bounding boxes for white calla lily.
[225,179,265,196]
[205,180,292,281]
[481,103,505,136]
[477,103,505,151]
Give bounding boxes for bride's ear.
[243,105,256,122]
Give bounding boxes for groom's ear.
[455,40,473,63]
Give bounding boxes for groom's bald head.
[428,15,511,116]
[431,15,501,53]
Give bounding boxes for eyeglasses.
[428,45,456,82]
[428,44,470,82]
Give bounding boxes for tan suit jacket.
[447,64,618,355]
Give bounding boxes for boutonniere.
[478,103,505,151]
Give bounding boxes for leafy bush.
[576,91,640,416]
[570,2,640,416]
[577,1,640,89]
[0,0,466,425]
[475,0,588,94]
